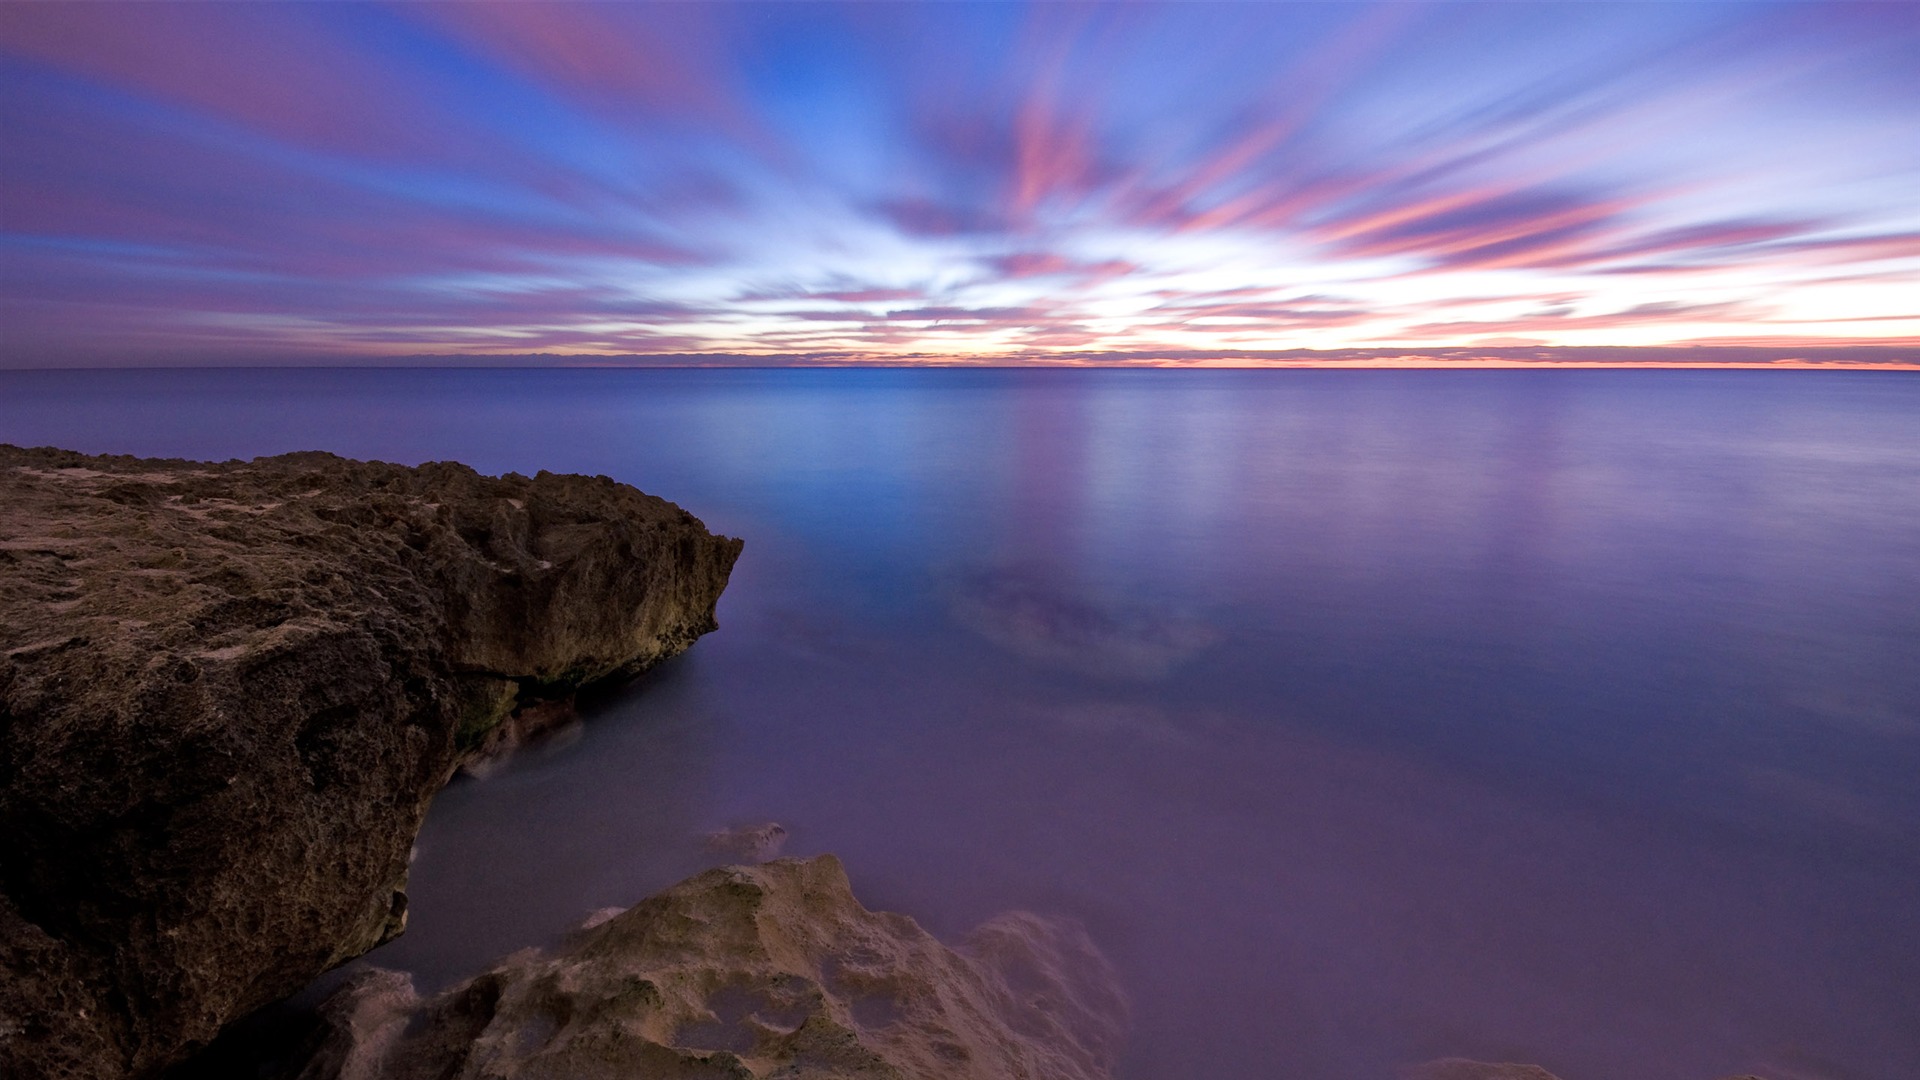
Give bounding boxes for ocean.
[4,367,1915,1079]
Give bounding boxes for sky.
[1,1,1917,368]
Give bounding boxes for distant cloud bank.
[24,347,1905,372]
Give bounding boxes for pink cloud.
[0,5,477,163]
[989,252,1137,284]
[404,3,745,131]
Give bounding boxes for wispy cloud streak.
[1,1,1915,366]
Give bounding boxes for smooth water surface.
[4,368,1916,1080]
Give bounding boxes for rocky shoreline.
[294,854,1129,1080]
[0,445,1779,1080]
[0,446,741,1079]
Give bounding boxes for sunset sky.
[2,1,1916,368]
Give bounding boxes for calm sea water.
[4,368,1917,1080]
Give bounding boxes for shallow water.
[5,368,1917,1080]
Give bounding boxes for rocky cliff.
[294,855,1129,1080]
[0,446,742,1080]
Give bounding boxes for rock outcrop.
[0,446,742,1080]
[293,855,1129,1080]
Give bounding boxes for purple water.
[4,368,1916,1080]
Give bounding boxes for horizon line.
[7,361,1919,374]
[6,344,1918,373]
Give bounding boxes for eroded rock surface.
[0,445,742,1080]
[295,855,1128,1080]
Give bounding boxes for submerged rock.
[948,567,1217,682]
[1405,1058,1774,1080]
[294,855,1129,1080]
[0,445,742,1080]
[1405,1061,1567,1080]
[704,821,791,862]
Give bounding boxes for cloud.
[988,252,1137,284]
[884,306,1052,325]
[1402,300,1766,337]
[2,2,1916,365]
[736,285,928,304]
[872,197,1005,239]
